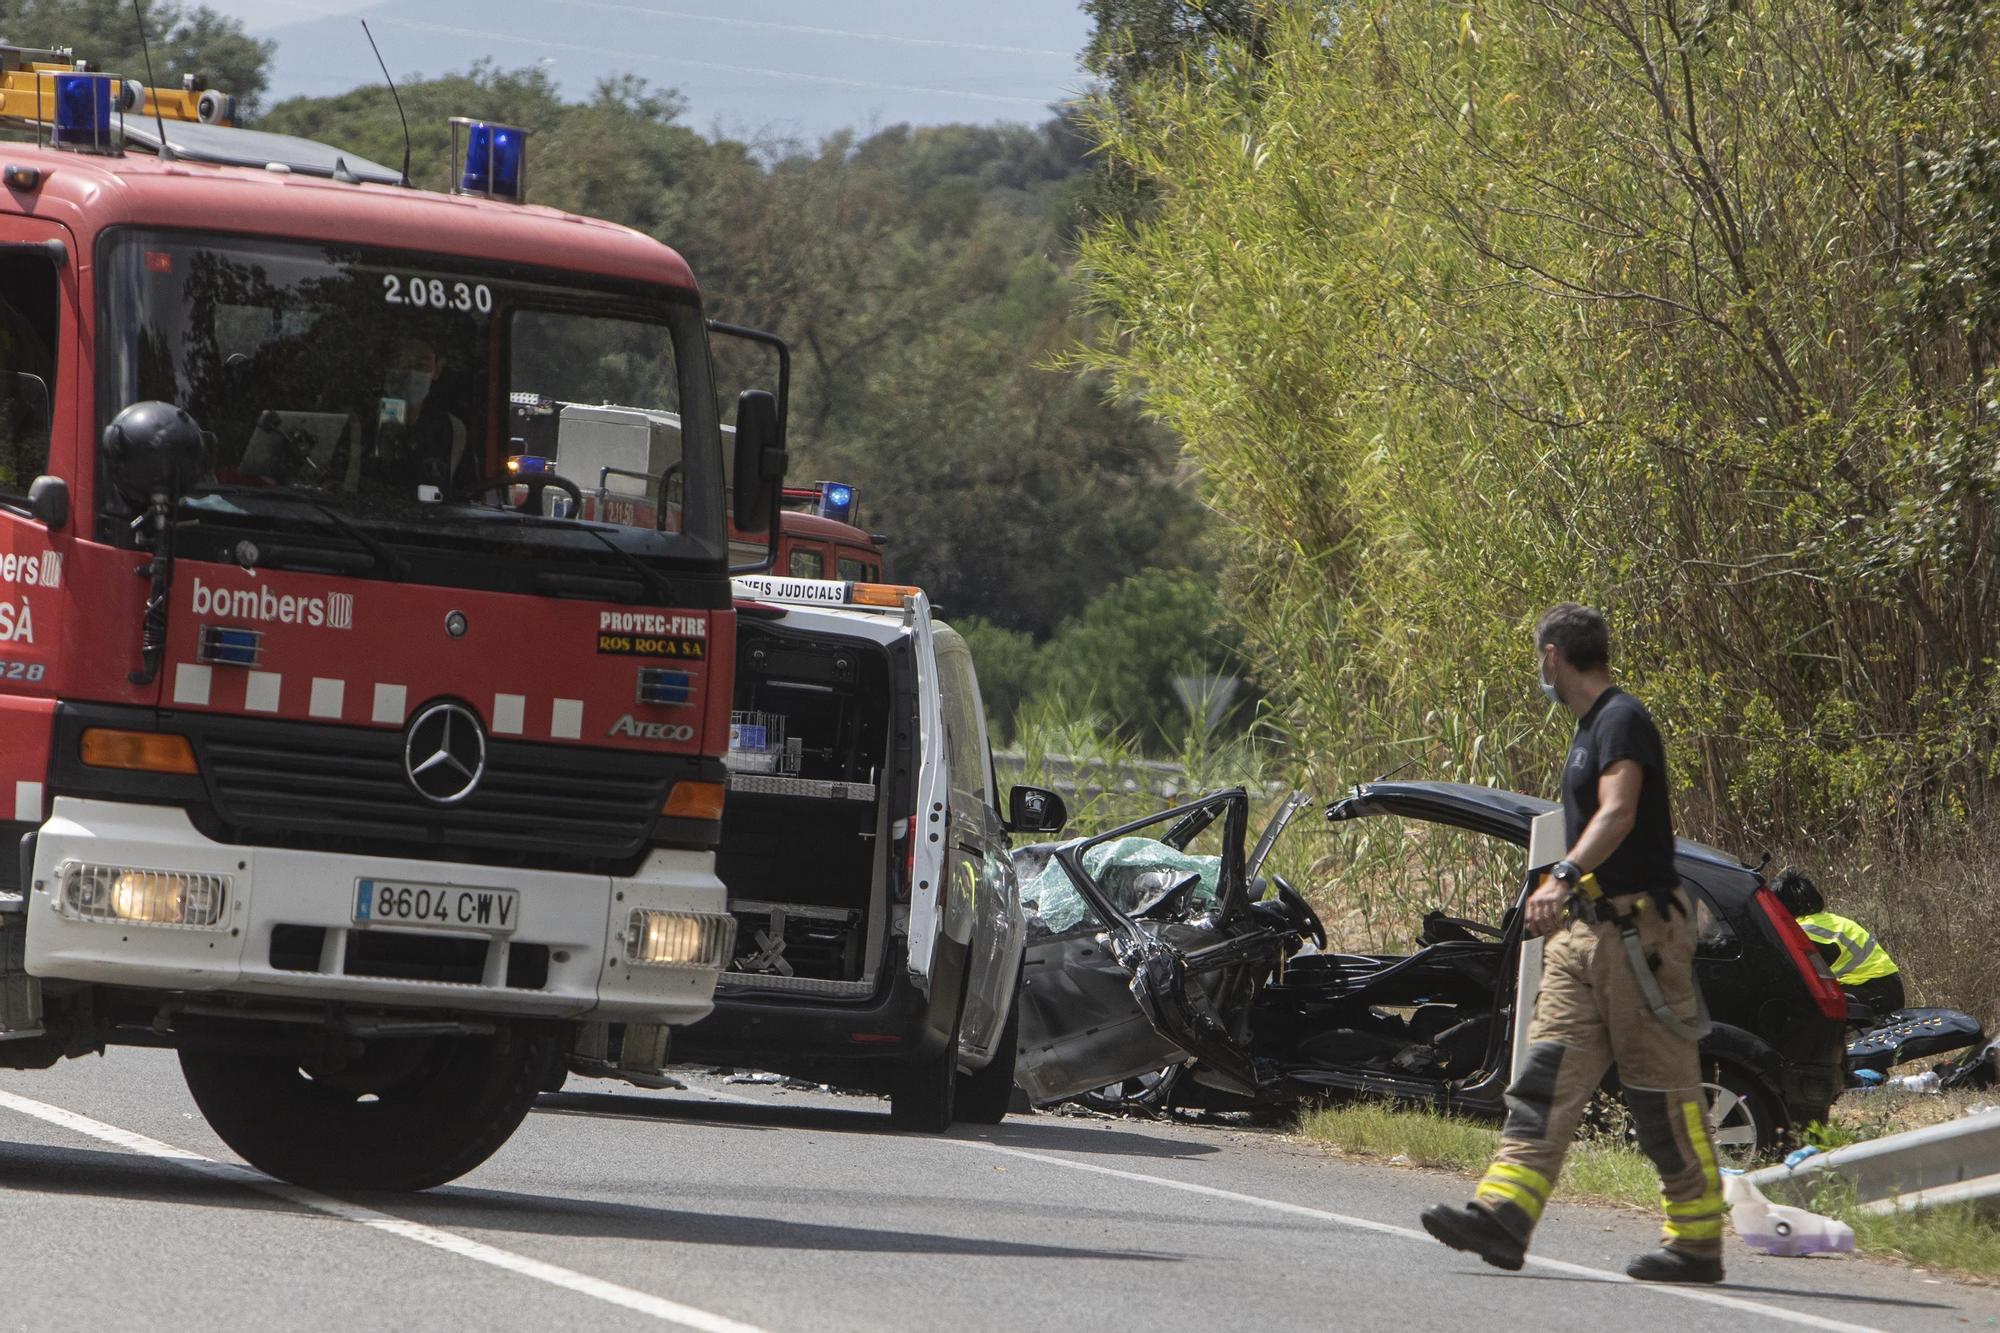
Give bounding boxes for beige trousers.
[1471,896,1725,1259]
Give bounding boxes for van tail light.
[892,816,913,901]
[1752,886,1848,1021]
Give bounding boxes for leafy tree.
[1035,567,1237,744]
[3,0,272,110]
[1082,0,1279,100]
[1076,1,2000,845]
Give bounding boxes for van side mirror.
[731,389,786,534]
[1007,786,1068,835]
[28,476,67,530]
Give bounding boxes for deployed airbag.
[1022,837,1223,933]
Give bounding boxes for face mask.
[384,369,432,411]
[1538,662,1560,706]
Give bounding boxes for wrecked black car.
[1013,781,1849,1162]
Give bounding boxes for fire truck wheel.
[178,1024,558,1191]
[954,986,1021,1126]
[889,1018,959,1133]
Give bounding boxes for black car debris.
[1013,781,1850,1161]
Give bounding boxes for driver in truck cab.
[376,332,475,494]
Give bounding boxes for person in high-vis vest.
[1774,870,1904,1019]
[1420,604,1726,1284]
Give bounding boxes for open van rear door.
[905,590,948,990]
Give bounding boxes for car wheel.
[955,989,1021,1125]
[1703,1065,1782,1167]
[179,1024,556,1191]
[1076,1065,1181,1113]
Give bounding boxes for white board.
[1510,809,1567,1085]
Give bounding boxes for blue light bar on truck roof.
[452,118,528,202]
[818,482,855,524]
[52,71,116,154]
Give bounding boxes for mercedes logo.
[404,701,487,805]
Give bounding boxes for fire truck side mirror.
[27,476,67,530]
[731,389,786,535]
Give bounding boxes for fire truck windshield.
[94,230,725,567]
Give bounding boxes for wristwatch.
[1550,859,1583,888]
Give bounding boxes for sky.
[201,0,1094,141]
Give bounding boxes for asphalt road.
[1,1051,1995,1333]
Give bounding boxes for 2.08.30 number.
[382,274,493,314]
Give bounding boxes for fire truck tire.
[889,1019,959,1133]
[954,985,1021,1126]
[178,1024,557,1191]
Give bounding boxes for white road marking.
[0,1089,775,1333]
[956,1139,1888,1333]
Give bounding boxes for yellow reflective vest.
[1797,912,1899,985]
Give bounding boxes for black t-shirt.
[1560,687,1676,895]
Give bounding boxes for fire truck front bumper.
[21,798,734,1023]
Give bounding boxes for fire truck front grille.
[196,725,672,871]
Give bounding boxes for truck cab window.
[789,547,824,579]
[0,249,58,490]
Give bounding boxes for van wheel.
[955,993,1021,1125]
[890,1024,959,1132]
[179,1024,555,1191]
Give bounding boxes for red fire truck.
[0,47,789,1189]
[770,482,887,582]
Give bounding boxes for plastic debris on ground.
[1723,1173,1855,1257]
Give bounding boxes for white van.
[571,576,1068,1129]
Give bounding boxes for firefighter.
[1421,603,1725,1284]
[1773,870,1904,1021]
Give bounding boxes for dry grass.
[1776,821,2000,1017]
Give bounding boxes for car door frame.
[1044,788,1284,1097]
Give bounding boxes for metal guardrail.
[1746,1107,2000,1214]
[992,750,1285,805]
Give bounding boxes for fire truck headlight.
[57,861,229,929]
[623,909,734,968]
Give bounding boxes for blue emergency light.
[817,482,856,524]
[51,72,117,154]
[637,668,693,707]
[506,454,553,476]
[197,626,261,668]
[452,118,528,201]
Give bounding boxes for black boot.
[1421,1203,1526,1271]
[1626,1247,1724,1284]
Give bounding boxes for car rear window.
[1685,879,1740,957]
